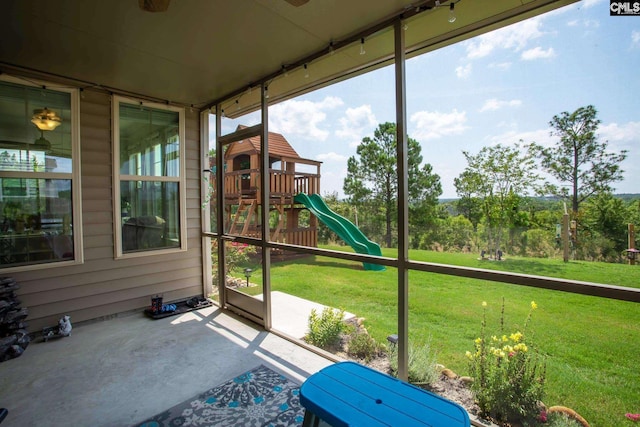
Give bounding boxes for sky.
[216,0,640,199]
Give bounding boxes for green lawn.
[235,246,640,427]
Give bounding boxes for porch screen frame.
[200,0,640,382]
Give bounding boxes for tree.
[343,122,442,248]
[581,192,628,260]
[424,214,475,252]
[407,163,444,249]
[455,142,541,256]
[453,170,484,228]
[625,198,640,228]
[529,105,628,215]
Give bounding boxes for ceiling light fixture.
[139,0,171,12]
[448,2,457,23]
[264,86,269,99]
[360,38,366,55]
[304,64,309,78]
[31,107,62,131]
[34,131,51,153]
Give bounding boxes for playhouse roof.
[225,125,300,160]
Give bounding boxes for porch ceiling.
[0,0,577,112]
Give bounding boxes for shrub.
[347,330,381,362]
[305,307,346,350]
[389,339,439,385]
[575,233,619,262]
[467,300,546,426]
[523,228,556,258]
[544,411,584,427]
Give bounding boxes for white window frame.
[112,96,187,259]
[0,75,83,272]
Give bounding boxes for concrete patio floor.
[0,304,334,427]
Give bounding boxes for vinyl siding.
[9,87,204,332]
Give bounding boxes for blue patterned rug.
[133,365,305,427]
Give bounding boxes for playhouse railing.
[222,169,320,200]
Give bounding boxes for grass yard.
[234,246,640,427]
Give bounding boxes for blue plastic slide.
[294,193,385,271]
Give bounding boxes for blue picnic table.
[300,361,470,427]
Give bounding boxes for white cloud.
[320,169,348,198]
[486,128,552,147]
[465,38,496,59]
[335,104,377,147]
[316,152,347,162]
[455,63,472,79]
[583,19,600,29]
[632,30,640,47]
[486,121,640,151]
[269,96,343,141]
[409,109,469,141]
[567,17,599,30]
[479,98,522,113]
[599,121,640,150]
[599,122,640,192]
[582,0,604,8]
[521,46,556,60]
[488,62,512,70]
[464,18,545,59]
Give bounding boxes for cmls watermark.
[610,1,640,15]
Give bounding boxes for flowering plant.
[226,241,255,273]
[211,240,257,282]
[627,413,640,422]
[467,299,546,426]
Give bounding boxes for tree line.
[322,105,636,262]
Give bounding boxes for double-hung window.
[0,76,81,270]
[113,97,186,257]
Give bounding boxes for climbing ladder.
[228,199,257,235]
[270,205,285,242]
